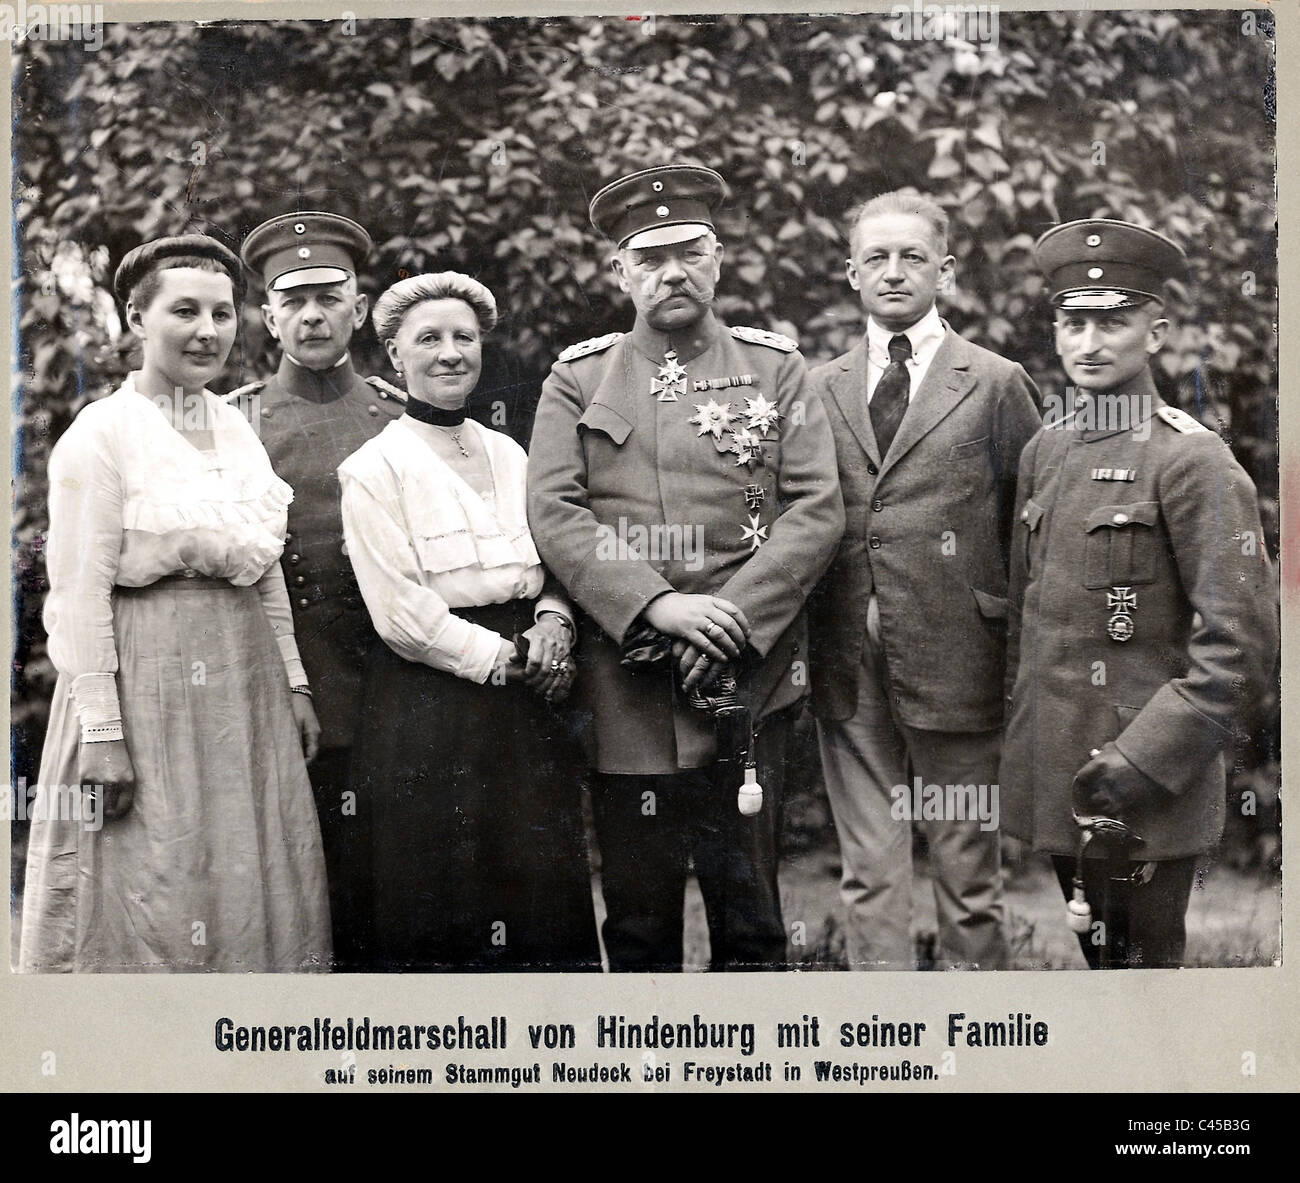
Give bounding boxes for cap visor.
[622,223,712,251]
[271,265,352,291]
[1055,288,1157,310]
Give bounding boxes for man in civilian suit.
[806,191,1042,969]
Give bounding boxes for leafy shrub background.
[11,10,1279,861]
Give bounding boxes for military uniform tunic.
[526,314,845,775]
[1000,370,1277,861]
[232,353,405,750]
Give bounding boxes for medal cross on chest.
[1107,585,1137,642]
[651,351,688,402]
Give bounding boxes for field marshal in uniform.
[526,165,844,971]
[1000,218,1277,968]
[232,211,405,969]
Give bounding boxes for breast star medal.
[689,398,735,442]
[651,351,688,402]
[1106,586,1136,641]
[742,394,782,438]
[740,513,769,551]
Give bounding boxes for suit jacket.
[526,313,845,776]
[999,372,1278,859]
[228,353,405,750]
[806,324,1042,729]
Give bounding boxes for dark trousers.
[590,713,790,973]
[309,746,372,971]
[1051,854,1197,969]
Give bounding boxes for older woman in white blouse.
[339,272,599,971]
[19,235,330,972]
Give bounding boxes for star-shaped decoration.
[650,351,689,402]
[689,398,735,440]
[743,394,782,437]
[740,513,769,551]
[659,354,687,385]
[728,425,763,467]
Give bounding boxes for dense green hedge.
[12,12,1279,843]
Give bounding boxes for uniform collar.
[629,310,721,365]
[275,350,358,402]
[1071,366,1164,442]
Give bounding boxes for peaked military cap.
[1034,218,1187,310]
[589,165,726,250]
[241,211,372,293]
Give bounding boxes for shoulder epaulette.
[731,325,798,353]
[557,332,625,363]
[1156,406,1209,434]
[365,375,407,403]
[222,380,265,404]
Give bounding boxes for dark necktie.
[870,333,912,458]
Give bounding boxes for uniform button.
[261,407,272,418]
[181,568,197,579]
[298,597,309,609]
[872,499,884,512]
[285,533,292,543]
[869,536,881,549]
[1020,508,1029,521]
[867,462,878,475]
[289,554,301,564]
[368,404,380,416]
[294,575,305,586]
[1112,512,1129,524]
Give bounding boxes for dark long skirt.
[349,599,600,972]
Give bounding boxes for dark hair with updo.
[114,234,245,309]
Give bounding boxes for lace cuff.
[70,672,124,743]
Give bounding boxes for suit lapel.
[878,326,975,478]
[827,342,881,467]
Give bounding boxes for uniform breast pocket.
[577,402,632,447]
[1083,502,1160,589]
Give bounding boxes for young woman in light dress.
[19,235,330,972]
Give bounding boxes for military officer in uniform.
[231,211,406,970]
[1000,219,1277,968]
[526,165,845,972]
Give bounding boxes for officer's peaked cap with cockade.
[241,211,372,293]
[589,165,727,251]
[1034,218,1187,310]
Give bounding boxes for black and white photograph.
[2,0,1293,1108]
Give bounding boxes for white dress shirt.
[338,416,568,684]
[865,304,947,403]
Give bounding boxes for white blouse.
[43,377,307,741]
[338,416,567,684]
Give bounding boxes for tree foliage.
[11,11,1279,817]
